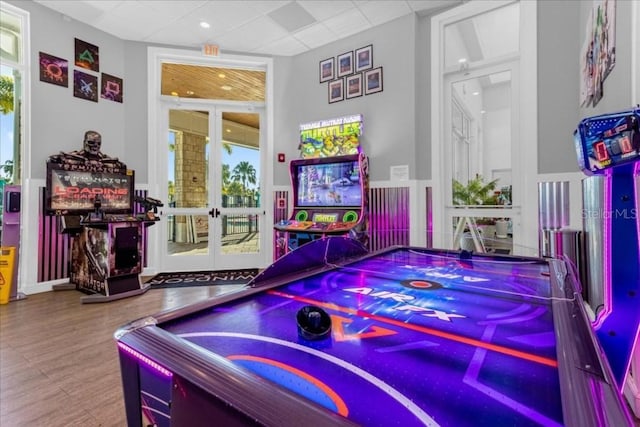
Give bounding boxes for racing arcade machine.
[274,115,368,258]
[575,107,640,417]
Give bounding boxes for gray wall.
[274,14,419,184]
[537,0,636,174]
[10,0,134,180]
[9,0,638,183]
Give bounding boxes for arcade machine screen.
[295,160,362,208]
[45,163,135,216]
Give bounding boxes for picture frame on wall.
[101,73,123,103]
[346,73,362,99]
[328,78,344,103]
[73,70,98,102]
[319,57,334,83]
[74,38,99,72]
[337,51,354,77]
[39,52,69,87]
[364,67,383,95]
[355,45,373,72]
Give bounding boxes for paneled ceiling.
[33,1,464,56]
[32,1,466,130]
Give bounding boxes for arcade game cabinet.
[274,115,368,258]
[574,107,640,416]
[46,130,160,303]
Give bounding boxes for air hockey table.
[115,237,632,427]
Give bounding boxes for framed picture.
[345,73,362,99]
[328,78,344,103]
[73,70,98,102]
[337,51,353,77]
[319,57,334,83]
[355,45,373,72]
[74,38,99,72]
[364,67,383,95]
[101,73,123,103]
[39,52,68,87]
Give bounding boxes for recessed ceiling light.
[200,21,210,29]
[458,58,467,63]
[472,91,479,96]
[226,129,231,133]
[186,90,194,95]
[221,85,232,91]
[170,91,178,96]
[218,73,226,78]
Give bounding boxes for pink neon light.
[593,171,613,330]
[117,342,173,377]
[623,162,640,388]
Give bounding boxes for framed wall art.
[74,38,99,72]
[364,67,383,95]
[328,78,344,103]
[337,51,354,77]
[73,70,98,102]
[355,45,373,72]
[101,73,123,103]
[39,52,68,87]
[346,73,362,99]
[319,57,335,83]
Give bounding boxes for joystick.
[296,305,332,340]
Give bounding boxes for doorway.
[148,48,273,273]
[431,0,538,255]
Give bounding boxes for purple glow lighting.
[117,342,173,377]
[593,171,613,330]
[622,162,640,388]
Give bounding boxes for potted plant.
[452,176,499,206]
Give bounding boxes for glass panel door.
[214,108,263,268]
[162,107,214,271]
[445,65,519,255]
[159,104,263,271]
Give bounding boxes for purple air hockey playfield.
[115,238,632,427]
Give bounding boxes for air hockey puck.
[296,305,332,341]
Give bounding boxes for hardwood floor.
[2,285,640,426]
[0,284,244,427]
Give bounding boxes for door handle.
[209,208,220,218]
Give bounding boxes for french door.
[158,100,264,271]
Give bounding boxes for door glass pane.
[451,72,512,208]
[444,2,520,69]
[167,214,209,256]
[221,112,260,255]
[169,110,209,209]
[222,214,259,254]
[167,109,210,256]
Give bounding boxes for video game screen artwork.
[46,164,134,215]
[295,160,362,208]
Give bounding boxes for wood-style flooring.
[0,284,244,427]
[2,285,639,426]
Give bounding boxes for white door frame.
[146,47,274,274]
[431,0,538,254]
